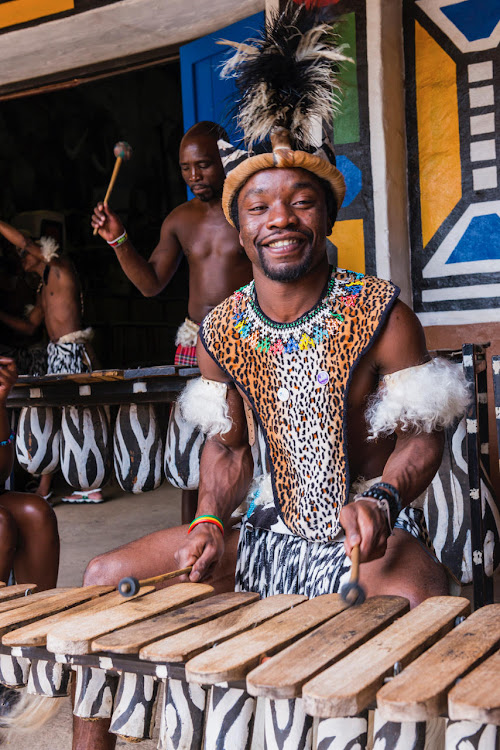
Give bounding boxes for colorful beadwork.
[0,432,14,447]
[188,514,224,535]
[231,270,364,357]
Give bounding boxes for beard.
[256,239,314,282]
[196,185,223,202]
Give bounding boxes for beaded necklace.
[231,270,365,356]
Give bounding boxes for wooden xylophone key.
[376,603,500,750]
[140,594,309,750]
[301,596,471,750]
[447,648,500,726]
[246,596,409,750]
[0,587,76,689]
[0,586,115,697]
[90,591,260,746]
[92,591,260,654]
[3,587,157,649]
[0,583,37,603]
[183,594,346,750]
[45,583,214,656]
[44,583,214,742]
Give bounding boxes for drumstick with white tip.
[93,140,132,235]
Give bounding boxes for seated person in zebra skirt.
[0,357,59,591]
[0,220,99,502]
[83,6,473,622]
[78,129,471,750]
[77,14,470,749]
[91,121,254,523]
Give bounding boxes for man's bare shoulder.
[47,257,79,284]
[164,199,202,226]
[372,299,429,375]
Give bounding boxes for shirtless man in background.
[0,221,84,346]
[0,220,98,502]
[92,121,253,521]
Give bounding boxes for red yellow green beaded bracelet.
[188,515,224,535]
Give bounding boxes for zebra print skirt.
[47,342,92,375]
[234,506,434,599]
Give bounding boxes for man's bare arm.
[374,301,444,500]
[0,220,29,250]
[175,339,253,581]
[0,221,46,264]
[91,203,183,297]
[0,300,44,336]
[341,302,444,561]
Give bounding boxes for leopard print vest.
[200,269,399,542]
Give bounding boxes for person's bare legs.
[83,522,239,592]
[181,489,198,524]
[76,524,239,750]
[73,710,116,750]
[0,492,59,590]
[36,473,52,498]
[359,529,449,608]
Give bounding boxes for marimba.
[0,583,498,749]
[6,365,199,494]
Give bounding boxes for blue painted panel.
[446,214,500,263]
[180,12,265,144]
[336,155,362,208]
[442,0,500,42]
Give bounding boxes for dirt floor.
[0,481,498,749]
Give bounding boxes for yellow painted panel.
[415,22,461,248]
[0,0,74,29]
[329,219,365,274]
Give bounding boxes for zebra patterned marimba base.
[0,589,498,750]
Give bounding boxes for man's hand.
[0,358,17,404]
[340,499,390,563]
[91,203,126,243]
[174,524,225,583]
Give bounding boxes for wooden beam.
[0,0,264,97]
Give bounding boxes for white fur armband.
[366,358,471,439]
[178,376,233,438]
[57,327,94,345]
[39,236,60,262]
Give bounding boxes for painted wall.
[404,0,500,329]
[0,0,120,33]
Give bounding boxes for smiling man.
[73,10,472,749]
[92,121,253,521]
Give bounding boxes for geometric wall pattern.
[404,0,500,325]
[325,0,375,276]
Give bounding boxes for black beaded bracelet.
[361,482,402,528]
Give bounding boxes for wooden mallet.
[340,544,366,606]
[93,140,132,235]
[118,566,193,598]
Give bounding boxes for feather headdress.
[219,4,351,150]
[217,4,351,227]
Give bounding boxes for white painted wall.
[366,0,412,305]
